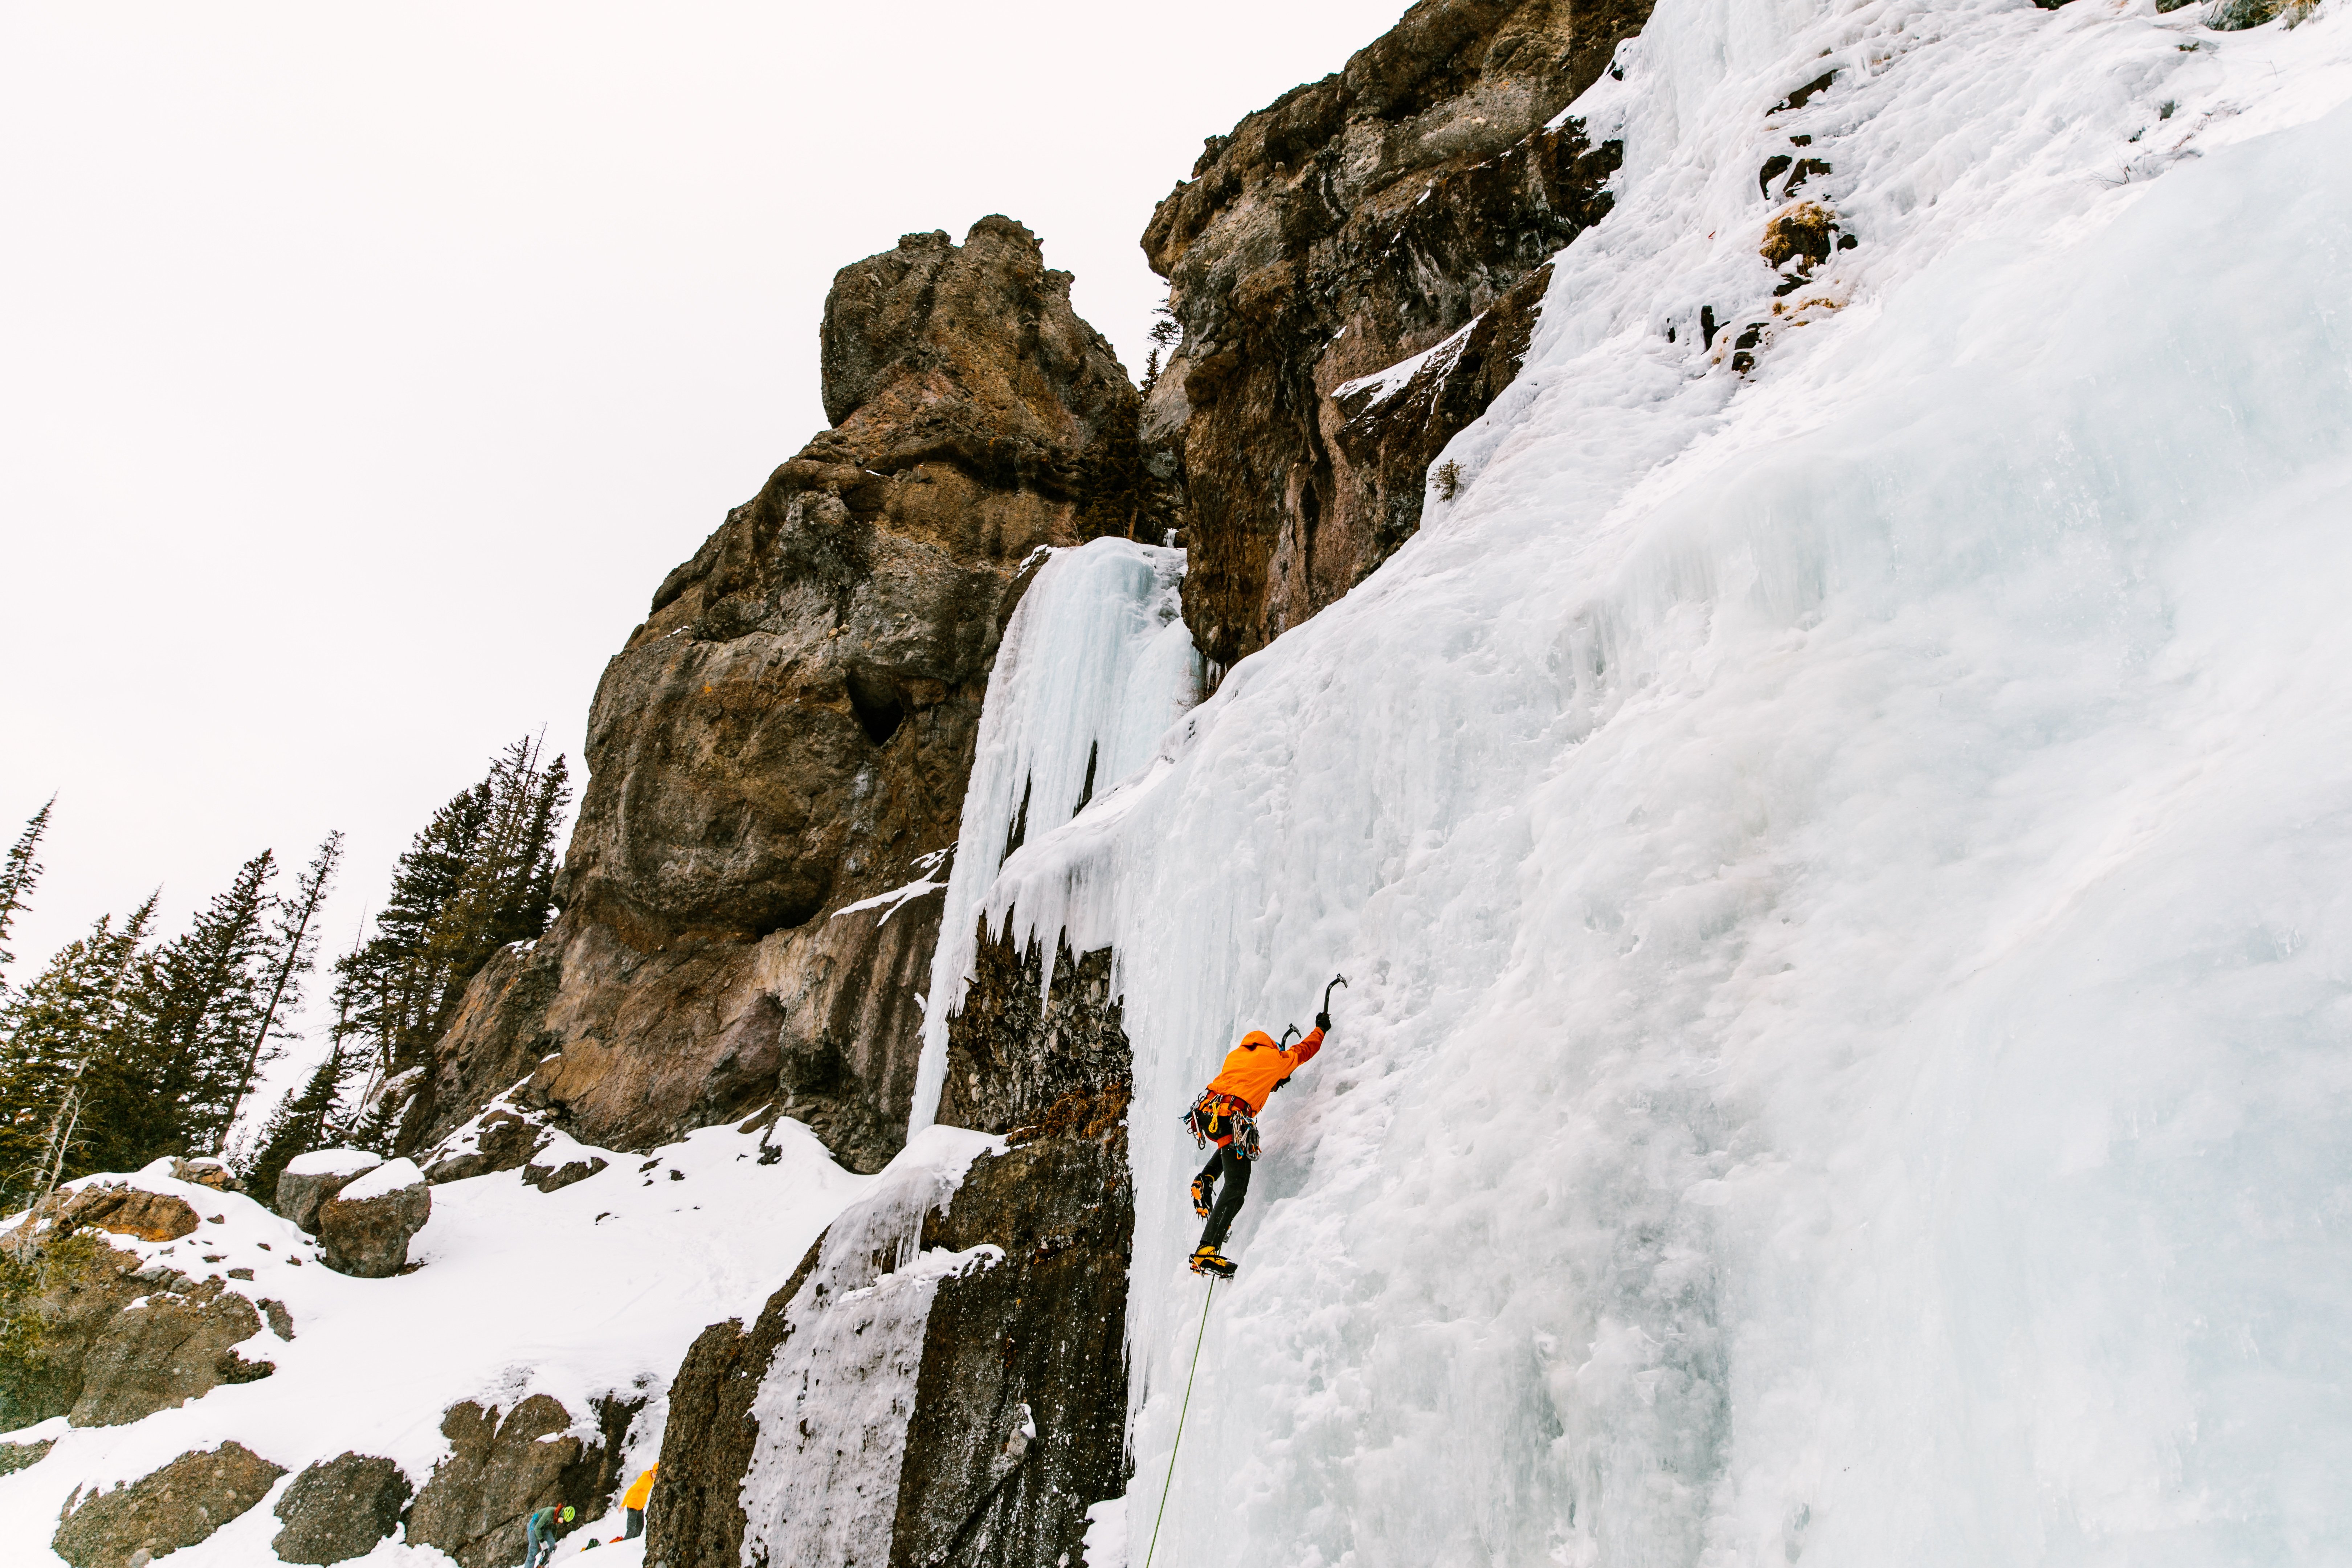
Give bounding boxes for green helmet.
[561,1506,576,1523]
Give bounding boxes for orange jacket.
[1204,1028,1324,1115]
[622,1466,657,1510]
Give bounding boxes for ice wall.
[908,538,1199,1134]
[970,3,2352,1564]
[737,1124,1000,1567]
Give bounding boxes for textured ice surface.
[963,3,2352,1563]
[738,1124,1000,1568]
[909,538,1200,1134]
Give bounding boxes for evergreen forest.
[0,737,569,1213]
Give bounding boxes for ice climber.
[523,1502,574,1567]
[1185,999,1334,1278]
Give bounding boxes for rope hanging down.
[1141,1277,1217,1568]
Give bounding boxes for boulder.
[522,1136,609,1193]
[38,1182,202,1242]
[51,1441,286,1568]
[407,1393,637,1568]
[272,1452,413,1565]
[70,1276,271,1427]
[316,1159,429,1278]
[275,1148,384,1232]
[168,1156,241,1193]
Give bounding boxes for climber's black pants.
[1196,1142,1251,1251]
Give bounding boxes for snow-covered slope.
[962,3,2352,1563]
[0,1119,877,1566]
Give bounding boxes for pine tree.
[124,852,279,1164]
[0,799,53,997]
[242,1046,350,1200]
[0,896,157,1210]
[216,832,342,1150]
[240,920,367,1193]
[336,738,570,1085]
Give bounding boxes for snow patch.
[334,1158,423,1202]
[283,1147,384,1180]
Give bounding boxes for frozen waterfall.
[908,538,1201,1136]
[943,3,2352,1564]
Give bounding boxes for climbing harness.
[1185,1091,1259,1161]
[1142,1277,1217,1568]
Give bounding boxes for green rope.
[1142,1276,1216,1568]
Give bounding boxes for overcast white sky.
[0,0,1408,1117]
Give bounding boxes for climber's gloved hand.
[1315,1011,1331,1032]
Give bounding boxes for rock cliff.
[1142,0,1650,669]
[646,924,1132,1568]
[404,216,1160,1171]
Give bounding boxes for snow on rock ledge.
[275,1147,384,1232]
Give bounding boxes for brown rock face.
[275,1153,381,1232]
[405,216,1158,1169]
[0,1436,54,1474]
[38,1182,203,1243]
[1142,0,1650,668]
[1,1229,278,1432]
[70,1275,273,1426]
[316,1164,430,1279]
[273,1453,414,1565]
[406,1393,638,1568]
[0,1232,148,1429]
[645,926,1133,1568]
[51,1441,286,1568]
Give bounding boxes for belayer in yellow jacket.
[1186,1014,1329,1277]
[619,1465,656,1540]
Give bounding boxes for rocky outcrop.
[274,1148,383,1231]
[646,925,1132,1568]
[0,1436,54,1474]
[406,1393,638,1568]
[935,921,1133,1135]
[70,1274,273,1426]
[3,1232,180,1429]
[316,1159,429,1278]
[403,216,1161,1171]
[273,1453,413,1565]
[1142,0,1651,667]
[51,1441,285,1568]
[28,1181,203,1243]
[166,1157,241,1195]
[421,1104,552,1184]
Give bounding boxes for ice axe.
[1319,972,1349,1028]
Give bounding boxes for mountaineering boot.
[1190,1244,1236,1279]
[1191,1173,1214,1218]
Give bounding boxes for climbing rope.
[1141,1276,1216,1568]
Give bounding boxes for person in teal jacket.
[523,1503,575,1566]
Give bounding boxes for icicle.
[907,539,1201,1134]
